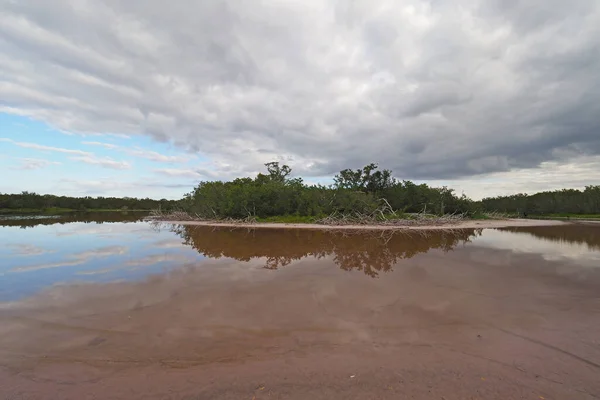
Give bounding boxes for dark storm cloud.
[1,0,599,180]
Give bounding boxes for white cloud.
[82,141,119,149]
[82,141,191,163]
[154,168,202,179]
[1,139,132,171]
[1,138,90,156]
[12,157,61,170]
[56,178,190,198]
[153,164,226,180]
[1,0,600,196]
[69,155,131,170]
[127,148,190,163]
[428,154,600,200]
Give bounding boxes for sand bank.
[158,218,566,230]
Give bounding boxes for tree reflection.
[0,212,149,229]
[499,224,600,251]
[172,226,481,277]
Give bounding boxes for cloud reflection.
[6,243,54,257]
[10,245,128,273]
[124,254,194,267]
[475,226,600,268]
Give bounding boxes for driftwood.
[147,209,258,224]
[315,201,466,227]
[147,206,467,228]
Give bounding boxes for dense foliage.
[480,186,600,216]
[0,191,178,212]
[182,162,475,219]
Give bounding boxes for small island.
[147,162,600,229]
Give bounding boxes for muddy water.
[1,217,599,399]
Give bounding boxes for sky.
[1,0,600,200]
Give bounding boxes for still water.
[1,214,599,399]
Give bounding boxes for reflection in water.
[10,245,129,273]
[0,219,197,301]
[172,225,482,277]
[3,216,600,305]
[499,224,600,251]
[470,224,600,270]
[2,223,600,400]
[0,211,149,229]
[2,219,600,400]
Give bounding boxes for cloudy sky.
[1,0,599,200]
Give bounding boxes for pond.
[1,214,599,399]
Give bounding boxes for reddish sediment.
[1,234,599,399]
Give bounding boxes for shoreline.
[155,218,566,231]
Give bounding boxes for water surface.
[1,215,599,399]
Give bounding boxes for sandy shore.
[158,218,566,231]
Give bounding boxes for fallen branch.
[315,201,467,227]
[146,209,258,225]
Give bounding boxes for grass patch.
[470,212,511,220]
[256,215,322,224]
[82,209,150,212]
[470,213,493,220]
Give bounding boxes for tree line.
[4,163,597,219]
[480,186,600,216]
[181,162,475,219]
[0,191,179,213]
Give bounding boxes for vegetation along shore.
[150,162,600,227]
[3,162,599,223]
